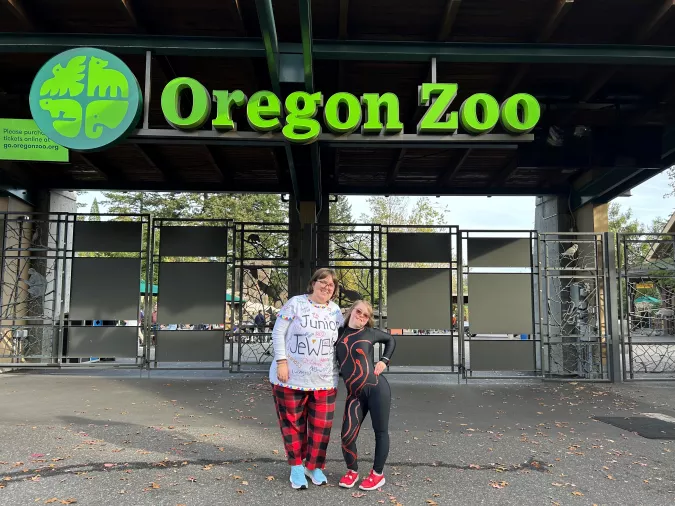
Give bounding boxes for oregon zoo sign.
[30,49,540,151]
[29,48,142,151]
[162,80,541,143]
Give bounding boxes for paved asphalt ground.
[0,370,673,506]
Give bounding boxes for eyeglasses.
[316,279,335,289]
[354,308,370,319]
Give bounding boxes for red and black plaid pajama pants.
[272,384,337,470]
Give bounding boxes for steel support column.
[603,231,622,383]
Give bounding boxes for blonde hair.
[344,300,375,328]
[306,268,340,301]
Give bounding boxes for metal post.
[221,220,228,370]
[457,230,464,384]
[237,223,245,372]
[537,233,546,377]
[450,228,455,373]
[143,51,152,130]
[55,213,65,365]
[603,231,622,383]
[228,222,237,372]
[143,215,151,370]
[378,226,384,331]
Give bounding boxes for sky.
[77,170,675,230]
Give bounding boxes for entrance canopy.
[1,0,675,210]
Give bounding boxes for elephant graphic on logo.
[87,57,129,98]
[85,100,129,139]
[39,98,82,138]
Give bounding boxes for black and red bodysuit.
[336,326,396,474]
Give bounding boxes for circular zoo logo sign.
[29,48,142,152]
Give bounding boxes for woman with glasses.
[270,268,344,490]
[336,300,396,491]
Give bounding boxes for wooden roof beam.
[576,0,675,103]
[501,0,574,97]
[437,0,462,41]
[77,153,122,183]
[119,0,180,91]
[387,149,407,186]
[120,0,143,31]
[437,148,472,186]
[203,146,227,183]
[339,0,349,39]
[3,0,38,30]
[489,155,518,189]
[136,144,181,183]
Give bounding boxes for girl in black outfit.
[336,300,396,491]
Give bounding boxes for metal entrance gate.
[538,232,612,381]
[460,230,540,380]
[0,212,151,369]
[618,233,675,380]
[0,212,642,383]
[229,222,290,372]
[150,218,231,369]
[0,212,68,366]
[316,224,462,376]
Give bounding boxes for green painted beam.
[569,167,664,210]
[254,0,281,95]
[299,0,314,93]
[311,40,675,65]
[3,33,675,66]
[0,33,265,57]
[299,0,321,212]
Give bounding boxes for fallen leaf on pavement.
[45,500,58,504]
[489,481,508,489]
[352,492,366,498]
[426,501,438,505]
[60,500,77,505]
[236,490,244,494]
[266,476,275,481]
[242,481,249,485]
[572,491,584,496]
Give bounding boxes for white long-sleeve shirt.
[268,295,344,390]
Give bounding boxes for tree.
[89,198,100,221]
[360,196,448,227]
[608,202,641,234]
[329,195,353,224]
[101,191,288,223]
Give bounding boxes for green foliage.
[100,191,288,222]
[360,196,448,227]
[608,202,641,234]
[329,195,353,224]
[89,198,100,220]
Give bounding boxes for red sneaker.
[339,470,359,489]
[359,470,386,491]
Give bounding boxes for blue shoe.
[290,465,308,490]
[304,467,328,486]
